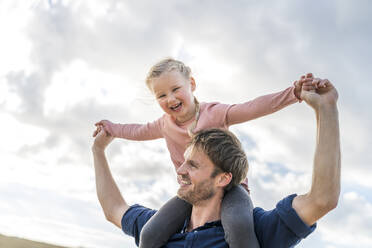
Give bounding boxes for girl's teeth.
[171,103,181,110]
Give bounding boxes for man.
[92,76,340,247]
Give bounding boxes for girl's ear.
[190,77,196,92]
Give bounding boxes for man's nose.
[177,162,187,175]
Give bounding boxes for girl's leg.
[139,196,192,248]
[221,185,260,248]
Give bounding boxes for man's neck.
[187,192,223,231]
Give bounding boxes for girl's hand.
[294,73,314,102]
[93,120,113,137]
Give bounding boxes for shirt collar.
[181,217,222,233]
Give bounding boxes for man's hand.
[92,128,114,152]
[300,78,338,110]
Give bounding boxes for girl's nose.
[168,93,176,103]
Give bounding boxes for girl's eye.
[158,94,166,98]
[173,87,180,92]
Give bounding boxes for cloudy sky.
[1,0,371,247]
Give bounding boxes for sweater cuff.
[292,83,302,103]
[103,120,117,137]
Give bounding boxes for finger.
[94,126,102,136]
[100,125,110,134]
[103,129,112,137]
[306,73,313,79]
[320,79,329,88]
[312,78,321,88]
[302,81,313,86]
[98,126,103,134]
[301,76,313,83]
[294,80,303,87]
[302,85,315,91]
[323,79,333,88]
[299,77,308,84]
[95,120,107,126]
[96,128,107,137]
[312,77,321,82]
[93,126,101,137]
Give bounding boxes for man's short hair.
[188,128,248,191]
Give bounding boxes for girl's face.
[150,71,196,123]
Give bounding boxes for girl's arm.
[95,118,163,141]
[226,86,298,126]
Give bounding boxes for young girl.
[94,58,308,248]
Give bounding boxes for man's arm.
[292,78,341,226]
[92,129,129,228]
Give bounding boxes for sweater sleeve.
[106,118,163,141]
[226,86,298,126]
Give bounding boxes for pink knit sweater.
[105,86,298,170]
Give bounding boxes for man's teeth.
[181,180,191,185]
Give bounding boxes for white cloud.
[0,112,49,152]
[44,59,137,115]
[0,1,34,76]
[316,191,372,248]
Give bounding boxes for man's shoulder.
[122,204,157,230]
[253,194,316,248]
[121,204,157,245]
[253,194,297,216]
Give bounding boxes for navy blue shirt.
[121,194,316,248]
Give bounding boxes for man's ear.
[190,77,196,92]
[217,172,232,188]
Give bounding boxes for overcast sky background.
[1,0,371,247]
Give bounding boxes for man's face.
[176,146,219,205]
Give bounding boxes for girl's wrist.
[293,84,302,102]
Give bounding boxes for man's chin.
[177,188,186,199]
[177,188,190,202]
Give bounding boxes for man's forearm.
[310,104,341,211]
[92,147,129,227]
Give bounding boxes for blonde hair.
[145,57,192,90]
[146,57,199,137]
